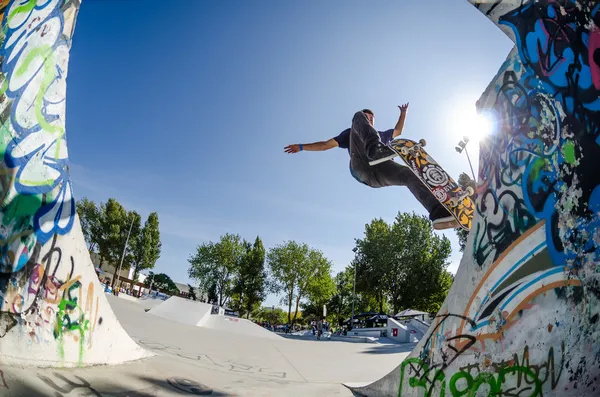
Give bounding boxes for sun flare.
[448,102,495,144]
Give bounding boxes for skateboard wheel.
[449,199,458,207]
[419,139,426,146]
[466,186,474,195]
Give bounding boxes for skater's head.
[361,109,374,126]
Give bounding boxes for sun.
[447,101,495,144]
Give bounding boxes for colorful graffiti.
[0,0,149,368]
[474,0,600,272]
[0,0,77,276]
[0,0,103,366]
[1,233,100,363]
[408,0,600,395]
[399,342,564,397]
[351,1,600,396]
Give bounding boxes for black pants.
[348,111,450,220]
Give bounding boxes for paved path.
[1,295,413,396]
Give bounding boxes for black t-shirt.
[332,127,394,155]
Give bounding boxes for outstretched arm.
[392,102,409,138]
[284,138,338,154]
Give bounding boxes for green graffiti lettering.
[498,366,542,397]
[54,280,91,365]
[6,0,36,25]
[469,373,497,397]
[449,371,500,396]
[399,358,545,397]
[14,44,65,189]
[449,371,473,396]
[508,343,564,391]
[5,3,67,187]
[3,194,43,222]
[399,358,446,397]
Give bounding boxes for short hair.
[361,108,374,116]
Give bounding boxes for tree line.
[188,211,455,326]
[76,192,463,325]
[76,197,162,290]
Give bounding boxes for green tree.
[252,306,287,325]
[76,197,102,252]
[352,212,452,314]
[353,219,394,312]
[144,272,179,294]
[304,249,336,317]
[310,265,385,327]
[98,198,127,271]
[267,241,334,325]
[187,233,246,307]
[188,285,197,301]
[456,172,476,252]
[205,281,218,304]
[122,210,142,270]
[94,199,138,289]
[326,265,355,325]
[422,270,454,314]
[109,209,142,290]
[231,236,267,318]
[130,212,162,291]
[266,240,307,325]
[389,213,452,312]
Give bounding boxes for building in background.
[90,252,197,300]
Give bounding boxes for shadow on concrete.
[360,342,417,355]
[4,371,234,396]
[139,375,232,396]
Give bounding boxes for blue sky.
[66,0,513,308]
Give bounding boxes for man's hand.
[284,144,301,153]
[392,102,410,138]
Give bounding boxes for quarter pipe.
[0,1,598,395]
[0,0,152,367]
[347,1,600,396]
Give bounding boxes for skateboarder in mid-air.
[284,104,458,230]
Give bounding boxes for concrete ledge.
[329,335,378,344]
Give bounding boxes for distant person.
[317,319,323,340]
[284,104,457,230]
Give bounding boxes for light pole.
[351,260,357,330]
[455,135,476,181]
[114,216,135,294]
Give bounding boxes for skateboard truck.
[399,139,426,156]
[449,186,475,208]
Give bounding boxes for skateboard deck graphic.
[388,138,475,230]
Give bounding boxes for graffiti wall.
[0,0,151,367]
[352,1,600,396]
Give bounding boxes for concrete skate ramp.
[347,1,600,395]
[148,296,281,339]
[405,320,426,344]
[0,0,152,367]
[147,296,214,326]
[138,293,173,310]
[201,313,282,340]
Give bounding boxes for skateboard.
[387,138,475,231]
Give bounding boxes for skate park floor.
[1,294,415,396]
